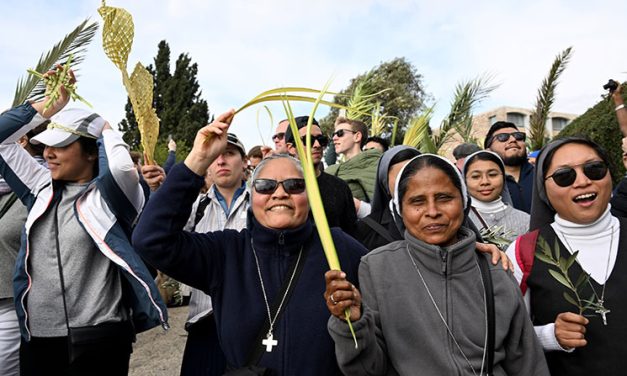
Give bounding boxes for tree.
[118,40,209,163]
[320,57,429,144]
[558,92,626,184]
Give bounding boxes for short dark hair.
[335,117,368,147]
[247,145,263,159]
[452,143,481,160]
[284,116,320,144]
[364,136,389,152]
[484,121,519,148]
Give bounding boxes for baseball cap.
[227,133,246,156]
[30,108,105,147]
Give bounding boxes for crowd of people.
[0,67,626,376]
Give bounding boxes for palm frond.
[12,19,99,107]
[346,79,375,121]
[447,74,498,143]
[403,106,435,152]
[528,47,573,150]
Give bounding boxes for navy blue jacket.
[133,163,367,375]
[505,161,534,214]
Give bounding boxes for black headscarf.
[529,136,614,231]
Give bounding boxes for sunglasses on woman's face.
[332,129,357,138]
[544,161,608,187]
[492,131,526,143]
[253,178,306,195]
[300,134,329,147]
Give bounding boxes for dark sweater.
[133,163,367,375]
[318,171,357,236]
[505,161,534,214]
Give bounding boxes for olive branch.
[535,235,602,315]
[479,224,513,250]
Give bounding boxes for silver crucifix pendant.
[595,299,610,326]
[262,333,278,352]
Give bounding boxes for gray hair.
[252,153,304,182]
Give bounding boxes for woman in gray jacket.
[325,154,548,376]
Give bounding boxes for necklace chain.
[406,246,486,376]
[251,240,303,339]
[559,227,614,300]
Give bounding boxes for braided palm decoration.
[98,1,159,165]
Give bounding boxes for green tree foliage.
[118,40,209,163]
[558,92,626,184]
[320,57,429,144]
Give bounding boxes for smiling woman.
[506,137,627,376]
[325,153,548,375]
[132,112,367,375]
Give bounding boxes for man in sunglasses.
[326,117,382,204]
[485,121,534,213]
[180,132,250,376]
[272,119,290,154]
[285,116,357,235]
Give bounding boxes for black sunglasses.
[300,134,329,147]
[545,161,608,187]
[253,178,306,195]
[492,131,526,143]
[332,129,357,138]
[272,132,285,141]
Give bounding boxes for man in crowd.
[181,133,250,376]
[326,117,381,203]
[272,119,289,153]
[484,121,534,213]
[452,142,481,171]
[363,136,389,153]
[285,116,357,235]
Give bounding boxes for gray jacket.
[328,227,548,376]
[0,193,26,299]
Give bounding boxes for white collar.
[553,205,614,237]
[471,196,507,214]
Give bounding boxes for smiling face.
[465,159,504,203]
[44,140,96,183]
[545,143,611,225]
[488,127,527,166]
[208,144,246,190]
[252,158,309,229]
[401,166,464,246]
[332,122,360,155]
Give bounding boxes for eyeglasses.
[332,129,357,138]
[300,134,328,147]
[544,161,608,187]
[491,131,526,143]
[253,178,306,195]
[272,132,285,141]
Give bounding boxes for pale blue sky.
[1,0,625,150]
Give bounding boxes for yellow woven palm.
[98,1,159,164]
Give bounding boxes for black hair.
[77,136,99,177]
[398,155,463,213]
[541,136,615,182]
[284,116,320,144]
[484,121,518,148]
[464,151,505,176]
[365,136,389,151]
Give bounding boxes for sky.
[1,0,625,151]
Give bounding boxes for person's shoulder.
[324,163,339,175]
[363,239,406,262]
[319,171,350,188]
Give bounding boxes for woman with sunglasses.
[505,137,626,376]
[133,111,367,375]
[463,150,530,247]
[325,154,548,375]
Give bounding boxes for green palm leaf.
[448,74,498,144]
[12,19,98,107]
[528,47,573,150]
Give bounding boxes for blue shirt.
[214,181,246,217]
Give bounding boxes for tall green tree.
[118,40,209,162]
[320,57,429,144]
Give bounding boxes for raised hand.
[184,109,235,175]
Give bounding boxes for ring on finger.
[330,293,338,305]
